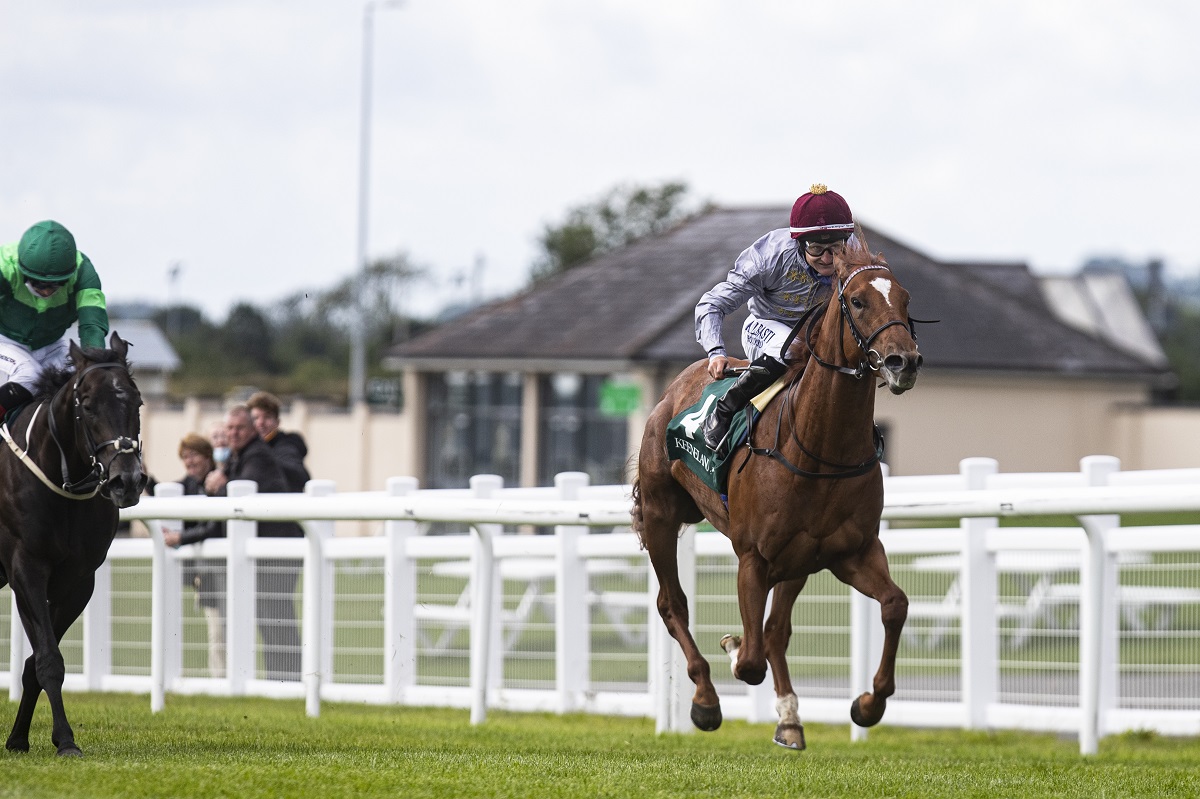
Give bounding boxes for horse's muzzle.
[105,467,148,509]
[882,351,922,395]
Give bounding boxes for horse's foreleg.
[831,540,908,728]
[6,566,57,754]
[8,565,87,757]
[764,578,807,750]
[728,550,770,686]
[42,574,93,756]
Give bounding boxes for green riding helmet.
[17,220,78,282]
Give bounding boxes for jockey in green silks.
[0,220,109,417]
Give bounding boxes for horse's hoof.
[690,701,723,732]
[56,745,83,758]
[850,692,885,728]
[773,722,806,751]
[5,738,29,753]
[719,634,741,654]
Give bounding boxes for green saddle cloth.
[665,377,757,495]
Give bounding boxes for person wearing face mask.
[695,185,857,457]
[0,220,109,418]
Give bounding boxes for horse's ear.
[109,332,129,362]
[68,339,85,367]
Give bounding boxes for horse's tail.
[630,476,645,543]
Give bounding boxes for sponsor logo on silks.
[679,393,717,437]
[0,354,15,366]
[671,436,714,475]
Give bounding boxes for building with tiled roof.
[386,207,1173,487]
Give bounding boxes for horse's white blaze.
[870,277,893,306]
[775,693,800,725]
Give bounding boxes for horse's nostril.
[884,354,907,373]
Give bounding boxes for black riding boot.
[0,382,33,419]
[703,355,788,457]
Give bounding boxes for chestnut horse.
[632,234,921,749]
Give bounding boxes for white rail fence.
[2,456,1198,756]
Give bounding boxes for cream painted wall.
[137,374,1198,512]
[876,374,1167,474]
[141,399,416,495]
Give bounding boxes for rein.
[0,361,141,499]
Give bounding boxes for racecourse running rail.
[2,456,1198,756]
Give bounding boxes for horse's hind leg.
[831,539,908,728]
[633,480,721,731]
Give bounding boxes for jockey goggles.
[802,239,847,258]
[26,277,68,296]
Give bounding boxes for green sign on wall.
[599,381,642,417]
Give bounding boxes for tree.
[530,181,703,282]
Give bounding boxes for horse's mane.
[841,225,888,269]
[29,345,130,404]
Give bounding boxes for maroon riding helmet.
[788,184,855,240]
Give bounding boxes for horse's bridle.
[45,361,143,498]
[805,264,921,379]
[741,264,930,480]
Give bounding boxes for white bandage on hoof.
[719,634,740,676]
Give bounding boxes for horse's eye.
[851,297,864,310]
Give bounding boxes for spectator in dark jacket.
[205,405,302,680]
[247,391,311,492]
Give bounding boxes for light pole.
[349,0,402,407]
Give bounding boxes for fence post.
[9,590,27,700]
[302,479,336,718]
[149,481,185,712]
[384,476,420,704]
[1078,455,1121,755]
[655,523,696,734]
[469,474,504,724]
[554,471,589,714]
[960,457,999,730]
[84,551,113,694]
[226,480,258,695]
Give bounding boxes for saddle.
[665,375,788,495]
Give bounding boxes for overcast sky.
[3,1,1197,322]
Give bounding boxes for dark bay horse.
[0,333,146,756]
[632,235,921,749]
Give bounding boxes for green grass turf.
[0,693,1198,798]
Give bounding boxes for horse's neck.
[790,314,878,457]
[28,395,83,477]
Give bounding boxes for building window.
[425,371,522,489]
[537,373,628,486]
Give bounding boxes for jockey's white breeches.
[741,315,795,363]
[0,335,70,389]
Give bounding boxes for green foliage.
[1158,303,1200,401]
[155,251,427,402]
[2,694,1199,798]
[530,180,703,282]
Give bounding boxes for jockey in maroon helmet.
[695,184,856,457]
